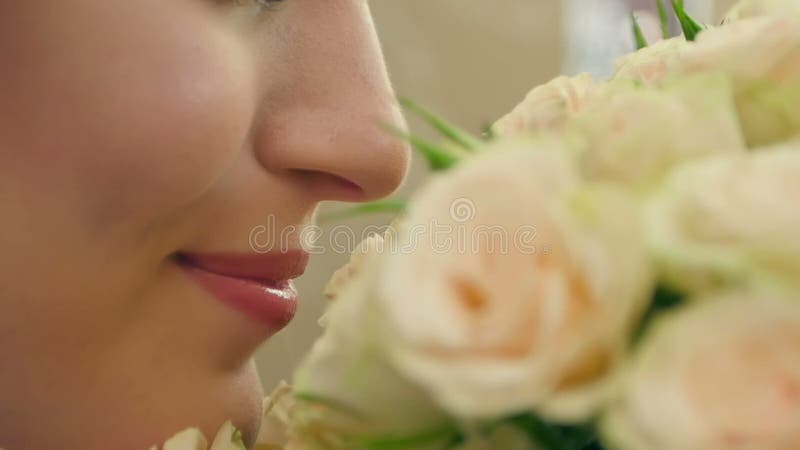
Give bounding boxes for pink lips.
[175,250,309,331]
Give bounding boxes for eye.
[230,0,286,11]
[253,0,286,8]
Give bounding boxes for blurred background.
[255,0,738,390]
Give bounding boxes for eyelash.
[254,0,284,5]
[232,0,286,11]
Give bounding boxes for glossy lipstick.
[175,250,309,331]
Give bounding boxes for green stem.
[671,0,704,41]
[631,13,649,50]
[656,0,670,39]
[320,200,407,222]
[399,97,483,151]
[382,123,460,171]
[358,425,459,450]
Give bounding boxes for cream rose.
[253,381,294,450]
[678,16,800,147]
[645,143,800,294]
[159,429,210,450]
[723,0,800,22]
[614,37,689,85]
[570,73,746,189]
[154,421,244,450]
[289,240,452,450]
[323,233,386,301]
[603,291,800,450]
[682,16,800,85]
[379,138,653,422]
[492,74,598,137]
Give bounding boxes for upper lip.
[175,249,309,282]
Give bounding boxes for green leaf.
[357,425,459,450]
[559,424,607,450]
[382,123,460,171]
[671,0,704,41]
[656,0,670,39]
[442,433,468,450]
[320,200,407,222]
[631,13,649,50]
[231,429,246,450]
[632,284,686,345]
[399,97,483,151]
[507,413,574,450]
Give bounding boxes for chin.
[126,360,266,450]
[197,361,266,449]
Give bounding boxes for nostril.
[291,169,366,202]
[331,175,364,195]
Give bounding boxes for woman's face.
[0,1,409,449]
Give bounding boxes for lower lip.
[177,260,298,331]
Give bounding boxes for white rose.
[379,138,653,422]
[161,429,208,450]
[645,143,800,294]
[324,233,386,301]
[208,422,246,450]
[614,37,689,85]
[679,16,800,147]
[723,0,800,22]
[290,249,452,450]
[492,74,598,137]
[683,16,800,84]
[254,381,294,450]
[603,291,800,450]
[156,421,244,450]
[570,73,746,189]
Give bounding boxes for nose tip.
[254,103,411,202]
[348,111,412,201]
[248,0,410,203]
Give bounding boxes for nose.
[252,1,410,202]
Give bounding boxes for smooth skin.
[0,1,409,449]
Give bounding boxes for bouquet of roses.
[157,0,800,449]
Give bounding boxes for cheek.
[0,6,256,234]
[80,57,256,230]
